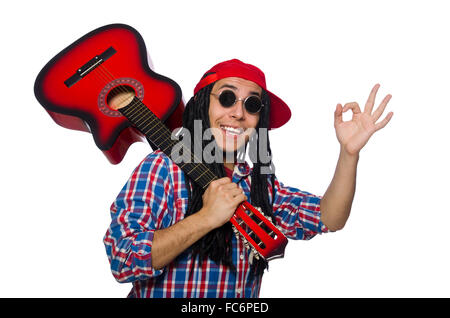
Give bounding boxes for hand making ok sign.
[334,84,394,155]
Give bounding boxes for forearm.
[151,208,214,270]
[320,146,359,231]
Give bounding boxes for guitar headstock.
[231,201,288,261]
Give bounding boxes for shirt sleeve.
[271,176,329,240]
[103,152,175,283]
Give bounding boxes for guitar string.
[93,64,219,186]
[111,87,218,186]
[93,66,187,157]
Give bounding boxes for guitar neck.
[119,97,218,189]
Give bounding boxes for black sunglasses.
[211,90,263,114]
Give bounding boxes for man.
[103,59,393,297]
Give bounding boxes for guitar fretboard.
[119,97,218,189]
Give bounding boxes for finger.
[210,177,232,188]
[232,193,248,204]
[364,83,380,114]
[372,94,392,122]
[342,102,361,114]
[334,104,343,126]
[221,182,239,191]
[374,112,394,131]
[228,187,244,197]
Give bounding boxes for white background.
[1,0,449,298]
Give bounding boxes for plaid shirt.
[103,150,328,298]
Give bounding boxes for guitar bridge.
[64,46,117,88]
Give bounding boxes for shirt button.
[239,253,244,260]
[236,288,242,295]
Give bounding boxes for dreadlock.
[180,83,276,276]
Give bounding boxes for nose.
[229,100,245,120]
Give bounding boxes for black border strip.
[0,298,445,315]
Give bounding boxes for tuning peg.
[232,226,241,241]
[249,251,254,265]
[252,248,260,260]
[255,206,269,219]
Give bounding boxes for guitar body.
[34,24,184,164]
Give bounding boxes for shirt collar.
[233,161,251,178]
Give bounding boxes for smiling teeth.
[221,126,244,135]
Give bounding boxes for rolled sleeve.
[271,177,328,240]
[103,152,174,283]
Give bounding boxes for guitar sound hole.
[106,85,136,111]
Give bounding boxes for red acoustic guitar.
[34,24,184,164]
[34,24,288,261]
